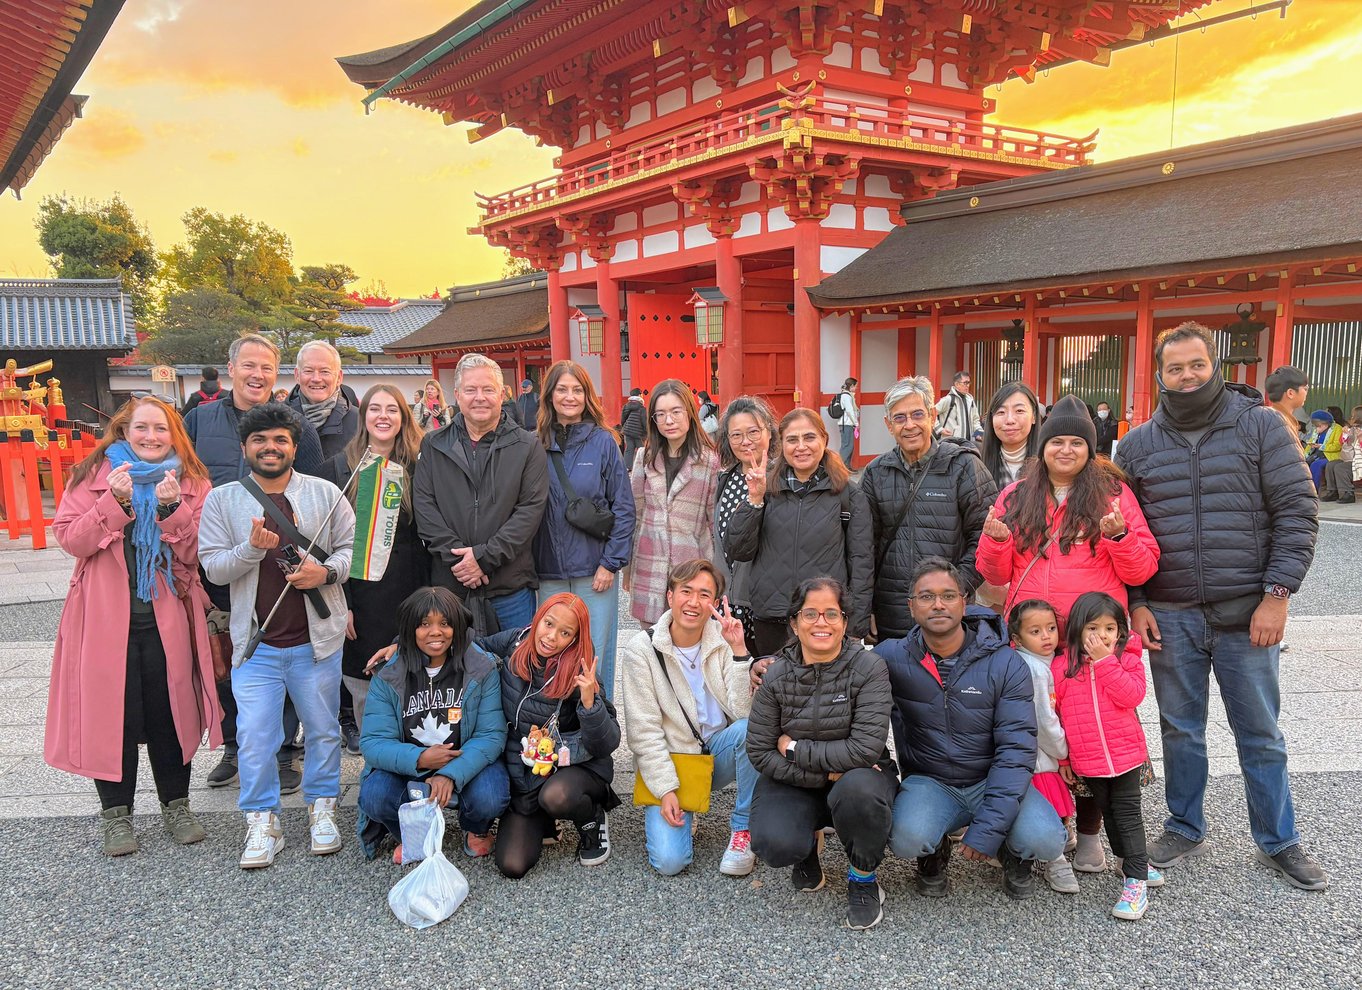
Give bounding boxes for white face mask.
[1097,410,1109,420]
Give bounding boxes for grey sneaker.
[1147,831,1208,869]
[1255,845,1327,891]
[100,806,138,857]
[1045,857,1080,894]
[160,798,206,845]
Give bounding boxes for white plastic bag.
[387,799,469,929]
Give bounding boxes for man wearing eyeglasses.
[859,376,996,642]
[934,371,980,441]
[878,557,1065,901]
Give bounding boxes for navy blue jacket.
[532,422,636,578]
[184,392,325,488]
[876,606,1037,858]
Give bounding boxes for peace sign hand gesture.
[982,504,1011,542]
[1099,497,1127,538]
[575,655,600,710]
[711,596,747,655]
[744,450,768,505]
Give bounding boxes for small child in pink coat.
[1052,591,1164,921]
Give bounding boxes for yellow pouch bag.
[632,647,718,814]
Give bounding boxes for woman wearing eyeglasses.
[746,578,898,930]
[723,407,873,660]
[625,380,721,628]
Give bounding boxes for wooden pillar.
[927,311,944,393]
[1269,270,1297,370]
[793,220,822,407]
[1133,283,1155,425]
[548,268,570,362]
[715,233,743,401]
[595,260,623,422]
[1021,296,1040,394]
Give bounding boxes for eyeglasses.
[727,428,765,444]
[652,409,686,422]
[796,608,846,624]
[889,410,930,426]
[913,592,963,606]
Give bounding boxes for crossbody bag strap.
[876,465,931,571]
[240,476,332,561]
[653,647,709,754]
[549,450,580,500]
[1002,532,1057,619]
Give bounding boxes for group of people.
[44,319,1327,931]
[1264,364,1359,504]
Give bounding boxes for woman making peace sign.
[723,407,874,658]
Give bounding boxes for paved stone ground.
[1,520,1358,988]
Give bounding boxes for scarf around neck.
[1156,363,1229,431]
[105,440,180,602]
[301,390,342,428]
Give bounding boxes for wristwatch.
[324,564,339,586]
[1264,583,1290,600]
[784,740,798,759]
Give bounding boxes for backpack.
[828,392,846,419]
[196,388,222,405]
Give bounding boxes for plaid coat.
[628,445,720,624]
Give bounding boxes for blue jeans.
[839,423,855,464]
[889,775,1066,862]
[358,764,510,840]
[1149,606,1298,854]
[539,578,621,701]
[231,644,342,813]
[492,588,537,631]
[643,718,757,876]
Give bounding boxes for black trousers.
[94,625,192,810]
[1083,766,1148,880]
[750,767,898,874]
[750,618,793,659]
[494,767,610,880]
[217,678,300,765]
[1075,795,1103,835]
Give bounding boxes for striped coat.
[628,446,720,624]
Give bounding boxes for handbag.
[632,648,716,813]
[549,450,616,541]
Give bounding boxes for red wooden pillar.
[595,260,624,422]
[1133,284,1155,425]
[548,267,570,362]
[1021,296,1040,394]
[715,233,743,401]
[793,219,821,407]
[1269,270,1297,370]
[927,311,944,393]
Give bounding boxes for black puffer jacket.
[876,607,1036,858]
[479,628,622,815]
[1115,381,1317,609]
[746,638,895,789]
[859,440,997,639]
[723,473,874,635]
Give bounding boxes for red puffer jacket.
[1051,634,1149,779]
[975,480,1160,627]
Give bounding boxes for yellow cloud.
[291,138,311,157]
[67,108,146,160]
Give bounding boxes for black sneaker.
[999,846,1036,900]
[792,832,826,892]
[577,807,610,867]
[1255,844,1328,891]
[916,836,952,898]
[206,753,238,788]
[341,719,361,757]
[846,878,885,930]
[1147,830,1208,868]
[278,764,302,796]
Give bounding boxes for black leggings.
[1083,767,1148,880]
[94,625,192,810]
[494,767,610,879]
[750,768,898,874]
[1075,795,1103,836]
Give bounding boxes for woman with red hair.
[479,593,622,878]
[45,396,222,856]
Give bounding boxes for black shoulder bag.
[549,450,616,541]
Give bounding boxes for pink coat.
[975,480,1160,626]
[45,463,222,781]
[1051,634,1148,779]
[629,446,720,624]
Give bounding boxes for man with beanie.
[619,387,647,470]
[1115,322,1324,890]
[515,378,539,431]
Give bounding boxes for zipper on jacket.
[1088,666,1116,776]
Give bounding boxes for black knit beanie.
[1038,394,1098,454]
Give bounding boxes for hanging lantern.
[687,287,728,348]
[571,304,605,356]
[1001,318,1026,368]
[1220,304,1266,365]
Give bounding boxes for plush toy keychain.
[519,712,570,775]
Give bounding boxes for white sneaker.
[309,796,342,855]
[240,811,285,869]
[719,829,756,877]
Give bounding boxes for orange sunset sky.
[3,0,1361,299]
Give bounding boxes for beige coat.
[620,612,752,800]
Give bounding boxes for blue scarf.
[105,440,181,602]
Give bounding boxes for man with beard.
[1116,322,1324,890]
[198,403,354,869]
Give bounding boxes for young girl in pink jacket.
[1052,592,1163,921]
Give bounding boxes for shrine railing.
[476,97,1094,221]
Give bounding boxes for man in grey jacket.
[199,403,354,870]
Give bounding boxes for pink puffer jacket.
[1051,633,1148,779]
